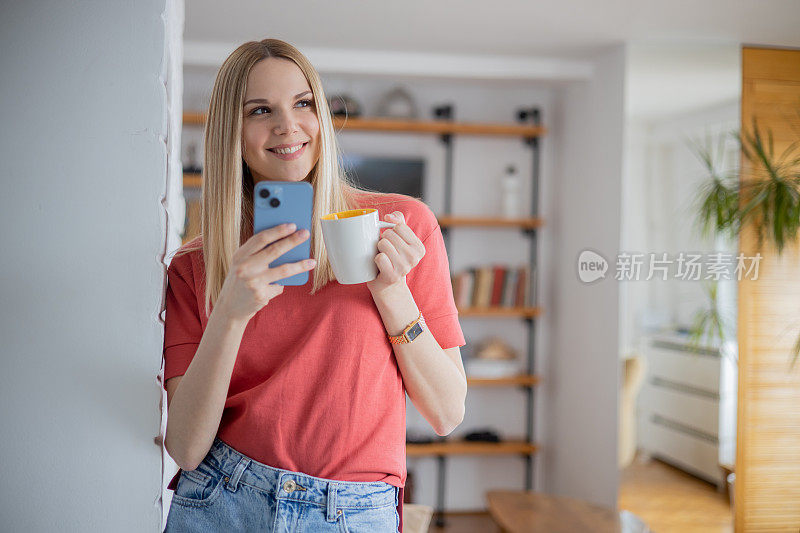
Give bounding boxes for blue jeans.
[165,437,400,532]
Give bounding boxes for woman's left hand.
[366,211,426,295]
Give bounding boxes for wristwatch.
[388,311,427,345]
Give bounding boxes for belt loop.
[326,482,339,522]
[225,457,250,492]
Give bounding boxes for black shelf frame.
[432,105,542,528]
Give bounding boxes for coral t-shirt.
[162,192,465,504]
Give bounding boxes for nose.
[272,109,299,135]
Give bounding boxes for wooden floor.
[618,456,733,533]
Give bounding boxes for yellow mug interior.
[321,208,376,220]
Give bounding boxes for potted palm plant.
[691,115,800,361]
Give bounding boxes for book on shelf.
[502,268,518,307]
[490,265,504,306]
[475,266,492,308]
[451,264,534,309]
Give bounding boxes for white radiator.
[638,332,737,489]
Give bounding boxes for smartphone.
[253,180,313,286]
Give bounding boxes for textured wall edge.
[155,0,185,529]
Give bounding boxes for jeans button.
[282,480,296,493]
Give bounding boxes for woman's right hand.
[217,223,316,324]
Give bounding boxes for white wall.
[630,102,739,337]
[620,43,740,484]
[0,2,171,530]
[620,43,740,356]
[545,45,625,508]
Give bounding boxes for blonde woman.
[162,39,467,532]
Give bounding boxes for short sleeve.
[163,254,203,383]
[406,222,466,350]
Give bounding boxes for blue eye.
[248,100,312,116]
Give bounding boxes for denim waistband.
[203,437,397,511]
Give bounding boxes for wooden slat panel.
[742,48,800,81]
[737,46,800,532]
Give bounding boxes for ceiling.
[185,0,800,58]
[626,43,740,120]
[184,1,798,119]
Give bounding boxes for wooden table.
[487,490,623,533]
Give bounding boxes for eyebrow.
[244,91,312,106]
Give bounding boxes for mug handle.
[378,221,396,229]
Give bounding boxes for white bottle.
[501,165,521,218]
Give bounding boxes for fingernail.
[287,223,296,230]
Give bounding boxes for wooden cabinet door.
[737,46,800,532]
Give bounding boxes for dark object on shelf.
[463,429,501,442]
[516,106,540,124]
[342,154,424,199]
[432,104,453,120]
[183,142,202,173]
[406,429,440,444]
[328,94,362,117]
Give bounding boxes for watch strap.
[388,311,426,344]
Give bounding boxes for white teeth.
[273,143,304,155]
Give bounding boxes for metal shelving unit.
[430,104,543,527]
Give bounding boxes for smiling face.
[241,57,321,183]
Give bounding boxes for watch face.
[407,322,424,341]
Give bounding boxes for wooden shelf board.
[333,116,545,137]
[406,440,538,456]
[183,112,544,138]
[183,172,202,188]
[467,374,540,387]
[457,306,542,318]
[183,112,205,126]
[438,215,544,229]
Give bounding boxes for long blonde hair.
[176,39,409,319]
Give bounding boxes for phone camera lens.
[259,189,270,199]
[270,198,280,207]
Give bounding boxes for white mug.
[321,208,396,284]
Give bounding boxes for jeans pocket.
[171,464,224,508]
[338,504,397,533]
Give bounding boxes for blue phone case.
[253,181,313,286]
